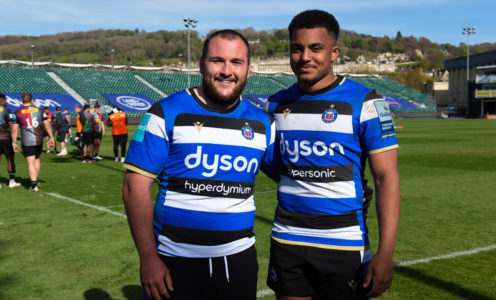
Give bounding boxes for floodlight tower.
[30,44,35,68]
[111,49,115,70]
[462,26,476,116]
[184,18,198,87]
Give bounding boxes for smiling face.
[200,35,250,106]
[290,27,339,93]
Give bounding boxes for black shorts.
[22,145,43,158]
[267,239,372,299]
[155,246,258,300]
[57,130,67,142]
[0,139,14,156]
[82,132,94,146]
[93,131,102,140]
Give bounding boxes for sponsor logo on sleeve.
[132,114,151,142]
[373,100,395,139]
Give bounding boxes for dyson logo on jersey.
[279,133,345,163]
[184,146,259,177]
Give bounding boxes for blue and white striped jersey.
[264,76,398,251]
[124,89,276,258]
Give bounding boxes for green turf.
[0,119,495,299]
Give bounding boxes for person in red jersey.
[15,93,54,192]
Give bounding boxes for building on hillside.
[474,65,496,117]
[425,81,449,109]
[445,50,496,117]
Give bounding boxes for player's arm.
[102,119,106,137]
[43,119,55,146]
[9,122,20,152]
[122,171,173,299]
[363,148,400,297]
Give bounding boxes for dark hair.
[94,104,100,108]
[56,107,61,111]
[21,92,33,103]
[201,29,250,63]
[0,93,6,100]
[288,10,340,41]
[84,104,90,110]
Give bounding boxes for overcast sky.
[2,0,494,45]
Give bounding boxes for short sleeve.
[123,102,169,178]
[359,92,398,155]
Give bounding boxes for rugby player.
[92,104,105,160]
[43,106,56,154]
[0,94,21,188]
[122,30,275,300]
[264,10,400,300]
[54,107,68,156]
[15,92,55,192]
[81,104,96,163]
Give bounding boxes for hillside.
[1,28,496,70]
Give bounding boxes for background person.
[43,106,56,154]
[92,104,105,160]
[63,108,72,144]
[0,93,21,188]
[81,104,95,163]
[107,106,128,162]
[54,107,68,156]
[15,92,55,192]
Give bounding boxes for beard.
[202,74,248,107]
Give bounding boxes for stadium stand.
[137,72,202,96]
[0,66,436,117]
[0,66,67,94]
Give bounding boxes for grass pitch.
[0,119,495,299]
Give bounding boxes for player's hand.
[363,252,393,297]
[48,138,55,147]
[362,178,374,214]
[140,255,174,299]
[12,143,19,153]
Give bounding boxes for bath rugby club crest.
[322,104,338,123]
[241,123,254,140]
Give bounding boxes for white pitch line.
[395,244,496,267]
[45,192,127,219]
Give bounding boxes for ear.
[331,45,339,63]
[199,59,204,74]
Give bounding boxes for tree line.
[1,28,495,70]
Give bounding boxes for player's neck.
[193,87,239,111]
[298,73,339,94]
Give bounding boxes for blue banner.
[5,93,81,113]
[102,94,155,112]
[383,96,418,109]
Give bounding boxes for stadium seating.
[0,66,67,94]
[137,72,201,96]
[53,69,165,107]
[0,66,436,114]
